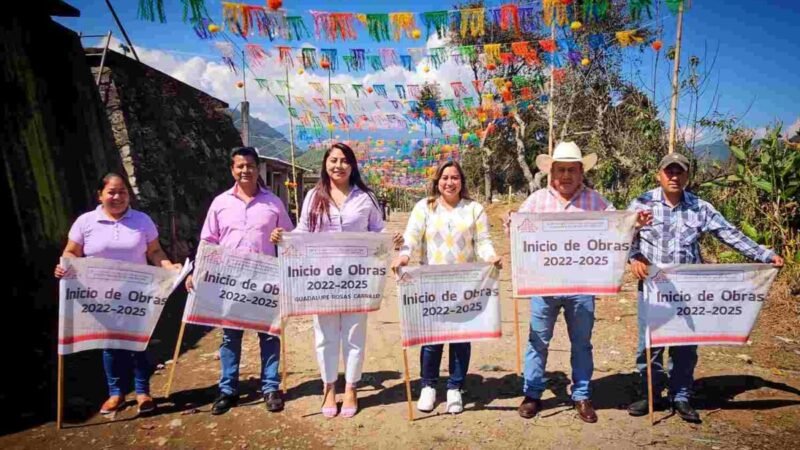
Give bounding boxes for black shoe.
[211,393,238,415]
[627,397,669,416]
[673,400,701,423]
[264,391,284,413]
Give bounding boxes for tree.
[409,83,445,136]
[701,123,800,262]
[444,1,659,202]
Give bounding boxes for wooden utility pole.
[241,51,250,145]
[667,1,685,154]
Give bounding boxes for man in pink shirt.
[509,143,624,423]
[187,147,294,415]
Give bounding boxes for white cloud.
[98,37,482,131]
[786,117,800,137]
[750,117,798,140]
[678,125,707,144]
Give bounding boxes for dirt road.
[3,208,799,449]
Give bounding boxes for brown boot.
[518,396,542,419]
[100,395,123,415]
[575,399,598,423]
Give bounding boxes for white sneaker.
[417,386,436,412]
[446,389,463,414]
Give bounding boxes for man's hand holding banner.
[644,264,778,347]
[510,211,638,296]
[183,242,283,336]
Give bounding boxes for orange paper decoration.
[652,40,663,51]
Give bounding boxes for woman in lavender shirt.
[54,173,181,415]
[272,143,397,418]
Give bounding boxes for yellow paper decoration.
[389,12,417,40]
[460,8,485,37]
[543,0,569,27]
[356,13,368,26]
[615,30,645,47]
[222,2,248,35]
[483,44,502,65]
[492,77,506,90]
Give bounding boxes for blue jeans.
[523,295,595,401]
[102,349,151,396]
[636,292,697,402]
[420,343,471,390]
[219,328,281,395]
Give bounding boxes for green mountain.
[230,110,298,160]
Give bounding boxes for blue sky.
[56,0,800,142]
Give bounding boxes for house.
[258,155,312,219]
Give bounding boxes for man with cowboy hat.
[510,142,644,423]
[627,152,784,423]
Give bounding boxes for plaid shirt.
[628,187,774,265]
[519,185,615,213]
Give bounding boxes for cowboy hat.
[535,141,598,173]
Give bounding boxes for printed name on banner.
[644,264,778,347]
[280,232,392,317]
[183,242,282,336]
[398,263,501,348]
[510,211,637,296]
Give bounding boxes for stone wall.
[0,7,123,432]
[90,50,243,260]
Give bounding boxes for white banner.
[644,264,778,347]
[183,242,282,336]
[510,211,637,296]
[279,232,392,317]
[58,257,191,355]
[397,263,501,348]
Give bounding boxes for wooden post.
[104,0,139,61]
[327,66,333,141]
[514,299,522,375]
[281,320,288,394]
[667,1,685,154]
[402,349,414,421]
[241,102,250,146]
[163,321,187,399]
[57,355,64,430]
[646,329,655,425]
[95,31,112,86]
[547,19,556,156]
[285,65,300,222]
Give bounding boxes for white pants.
[313,313,368,384]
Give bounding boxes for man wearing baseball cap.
[627,152,784,422]
[511,142,649,423]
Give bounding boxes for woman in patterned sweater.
[392,160,501,414]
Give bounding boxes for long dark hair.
[427,160,470,208]
[308,142,378,232]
